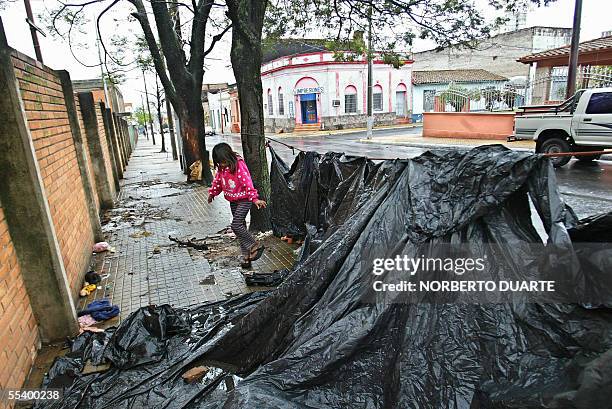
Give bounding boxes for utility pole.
[140,94,149,140]
[23,0,44,63]
[366,0,374,140]
[566,0,583,98]
[142,69,156,145]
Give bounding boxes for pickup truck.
[509,88,612,167]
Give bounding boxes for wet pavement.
[209,132,612,219]
[81,136,296,321]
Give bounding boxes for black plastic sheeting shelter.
[37,146,612,409]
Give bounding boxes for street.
[209,132,612,219]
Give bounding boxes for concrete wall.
[412,27,571,79]
[264,112,397,133]
[422,112,516,140]
[74,96,100,211]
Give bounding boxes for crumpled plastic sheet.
[38,146,612,409]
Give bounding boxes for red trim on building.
[261,59,414,77]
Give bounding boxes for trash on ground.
[243,269,289,287]
[78,284,96,297]
[168,234,209,250]
[182,366,210,383]
[77,299,120,322]
[84,271,101,284]
[92,242,115,253]
[129,230,153,239]
[37,146,612,408]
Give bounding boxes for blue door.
[300,93,318,124]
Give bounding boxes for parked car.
[509,88,612,167]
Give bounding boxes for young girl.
[207,143,267,268]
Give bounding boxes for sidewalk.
[82,137,296,321]
[360,134,536,151]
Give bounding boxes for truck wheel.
[576,154,601,162]
[539,138,571,167]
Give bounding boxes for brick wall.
[95,103,117,197]
[0,201,40,394]
[75,96,100,212]
[11,50,95,296]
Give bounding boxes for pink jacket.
[208,157,259,202]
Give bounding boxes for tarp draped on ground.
[37,146,612,409]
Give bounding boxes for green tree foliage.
[133,106,150,127]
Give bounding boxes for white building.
[261,50,413,132]
[412,69,509,118]
[207,89,232,134]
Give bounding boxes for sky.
[1,0,610,109]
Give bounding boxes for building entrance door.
[300,93,318,124]
[396,91,406,116]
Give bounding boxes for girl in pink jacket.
[207,143,267,268]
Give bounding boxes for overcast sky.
[1,0,610,109]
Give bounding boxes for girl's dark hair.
[212,143,238,172]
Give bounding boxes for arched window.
[345,85,357,114]
[373,84,383,111]
[396,83,407,116]
[267,89,273,116]
[278,87,285,116]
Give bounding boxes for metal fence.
[433,66,612,113]
[434,84,526,113]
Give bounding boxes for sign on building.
[295,87,324,95]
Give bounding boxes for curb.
[358,138,534,152]
[264,124,423,139]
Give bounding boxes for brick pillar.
[112,112,128,167]
[57,71,103,241]
[122,119,131,159]
[102,106,124,180]
[0,25,78,341]
[78,93,115,208]
[99,103,122,188]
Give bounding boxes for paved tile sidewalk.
[80,136,296,320]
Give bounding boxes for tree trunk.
[230,6,271,232]
[177,100,212,183]
[166,98,178,160]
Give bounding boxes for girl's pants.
[230,200,257,257]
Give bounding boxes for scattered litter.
[188,159,202,182]
[81,361,111,375]
[243,269,289,287]
[152,246,161,254]
[182,366,209,383]
[199,275,216,285]
[168,234,208,250]
[78,299,119,321]
[79,284,96,297]
[129,230,153,239]
[84,271,101,284]
[92,242,112,253]
[77,315,97,328]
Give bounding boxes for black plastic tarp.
[37,145,612,409]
